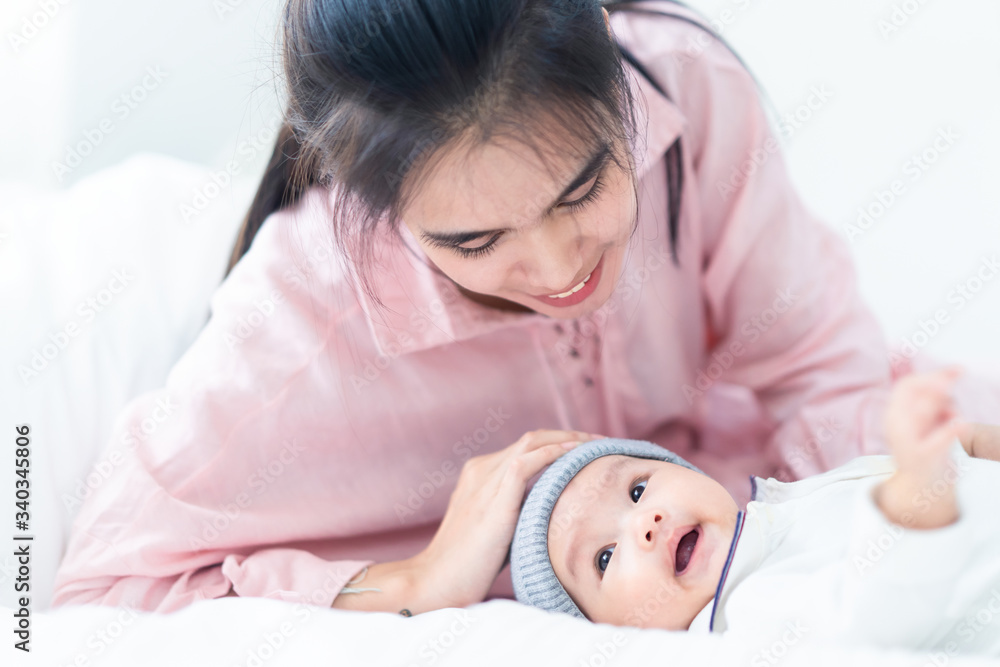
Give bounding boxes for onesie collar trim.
[708,509,747,632]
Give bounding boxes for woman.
[51,0,982,616]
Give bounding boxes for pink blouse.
[53,5,899,612]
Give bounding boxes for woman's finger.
[495,441,583,506]
[510,430,596,455]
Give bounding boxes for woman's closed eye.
[595,477,646,576]
[441,171,608,259]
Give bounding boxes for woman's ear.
[602,7,612,38]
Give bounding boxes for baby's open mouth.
[674,528,699,575]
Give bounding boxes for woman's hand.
[407,429,604,611]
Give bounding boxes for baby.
[510,368,1000,657]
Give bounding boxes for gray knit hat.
[510,437,704,619]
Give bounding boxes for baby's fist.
[884,366,966,483]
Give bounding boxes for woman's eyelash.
[442,174,607,259]
[449,234,502,259]
[563,174,605,212]
[595,475,647,578]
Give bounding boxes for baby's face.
[547,455,739,630]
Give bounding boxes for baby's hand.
[884,366,966,484]
[876,367,968,529]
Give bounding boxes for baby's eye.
[596,546,614,574]
[595,478,647,576]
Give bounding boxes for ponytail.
[222,116,319,279]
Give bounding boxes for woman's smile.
[529,252,606,308]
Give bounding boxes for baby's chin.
[576,576,713,631]
[610,606,702,632]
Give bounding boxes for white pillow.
[0,153,252,610]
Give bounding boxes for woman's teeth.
[547,273,593,299]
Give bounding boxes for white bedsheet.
[8,597,1000,666]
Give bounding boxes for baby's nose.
[641,512,663,543]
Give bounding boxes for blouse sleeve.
[51,188,377,612]
[655,15,895,477]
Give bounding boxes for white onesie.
[688,440,1000,659]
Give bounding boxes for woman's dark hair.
[224,0,761,317]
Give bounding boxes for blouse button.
[583,377,594,387]
[569,348,580,358]
[554,324,564,334]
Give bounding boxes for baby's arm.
[873,367,969,529]
[797,368,1000,650]
[958,421,1000,461]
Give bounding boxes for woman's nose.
[522,225,582,294]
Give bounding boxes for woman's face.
[546,455,740,630]
[399,126,638,319]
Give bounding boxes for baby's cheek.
[610,576,685,629]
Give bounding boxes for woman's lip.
[529,254,604,308]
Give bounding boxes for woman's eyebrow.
[564,456,632,584]
[418,142,612,246]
